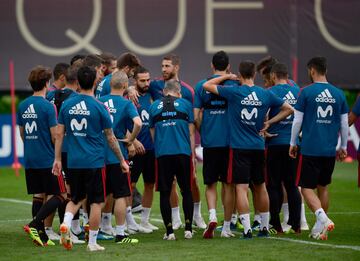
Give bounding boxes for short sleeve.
[340,93,349,114]
[294,89,306,112]
[16,109,23,126]
[47,104,58,127]
[100,105,113,130]
[268,91,284,108]
[217,85,236,101]
[184,101,194,123]
[58,106,65,125]
[194,81,203,109]
[126,101,139,119]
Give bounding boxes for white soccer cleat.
[59,224,72,250]
[45,227,61,241]
[141,222,159,231]
[300,221,310,231]
[220,230,236,238]
[184,230,193,239]
[172,219,183,230]
[281,222,292,233]
[163,233,176,240]
[193,216,207,229]
[138,224,153,234]
[70,231,85,244]
[87,243,105,252]
[127,223,140,234]
[100,226,115,236]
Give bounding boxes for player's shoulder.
[180,80,194,93]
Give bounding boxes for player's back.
[135,93,154,150]
[150,78,194,104]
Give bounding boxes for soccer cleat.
[251,220,261,231]
[184,230,193,239]
[138,225,153,234]
[319,219,335,240]
[281,222,292,233]
[97,231,114,240]
[163,233,176,241]
[236,220,244,231]
[140,222,159,231]
[220,230,236,238]
[268,226,278,235]
[87,243,105,252]
[172,220,183,230]
[115,235,139,244]
[100,226,115,236]
[257,227,270,238]
[60,224,73,250]
[284,227,301,235]
[203,221,217,239]
[23,225,43,247]
[43,239,56,246]
[70,231,86,244]
[301,222,310,231]
[193,216,207,229]
[45,227,61,241]
[241,230,253,239]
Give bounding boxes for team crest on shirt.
[241,92,262,106]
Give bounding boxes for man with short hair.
[19,66,67,246]
[149,79,196,240]
[53,66,129,251]
[203,60,293,238]
[48,63,70,92]
[289,57,349,240]
[99,52,117,76]
[266,63,301,233]
[99,71,143,243]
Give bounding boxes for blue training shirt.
[217,84,284,150]
[135,92,154,151]
[17,96,57,169]
[149,78,194,104]
[58,94,112,168]
[149,95,194,157]
[194,75,239,148]
[99,95,139,163]
[267,83,300,146]
[295,82,349,157]
[95,74,112,98]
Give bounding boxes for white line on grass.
[268,237,360,252]
[0,198,31,205]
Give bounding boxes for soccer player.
[149,79,195,240]
[47,63,70,93]
[129,66,159,232]
[99,71,142,243]
[194,51,238,238]
[95,52,140,98]
[266,63,301,233]
[203,60,293,238]
[53,66,129,251]
[18,66,67,246]
[99,52,117,76]
[348,96,360,187]
[289,56,349,240]
[70,54,85,66]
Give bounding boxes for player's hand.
[121,160,130,174]
[259,121,270,136]
[119,137,133,146]
[127,144,136,158]
[127,86,140,105]
[260,130,278,138]
[336,148,347,161]
[52,160,62,176]
[289,145,298,159]
[228,73,238,81]
[134,140,146,155]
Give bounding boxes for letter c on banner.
[116,0,186,56]
[315,0,360,53]
[16,0,102,56]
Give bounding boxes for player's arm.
[339,113,349,161]
[127,85,140,104]
[19,126,25,142]
[262,103,293,131]
[133,138,146,155]
[189,123,196,156]
[289,109,304,159]
[124,116,142,145]
[52,124,65,176]
[349,111,358,126]
[50,126,57,144]
[193,108,203,131]
[150,128,155,143]
[203,74,238,95]
[104,128,129,173]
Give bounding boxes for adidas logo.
[241,92,262,106]
[22,104,37,118]
[69,101,90,115]
[315,89,336,103]
[283,91,297,105]
[104,99,117,113]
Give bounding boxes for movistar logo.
[315,89,336,103]
[69,101,90,115]
[70,118,88,131]
[141,110,150,122]
[25,121,37,134]
[317,105,333,118]
[241,108,258,120]
[241,92,262,106]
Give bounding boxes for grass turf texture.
[0,162,359,260]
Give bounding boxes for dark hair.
[212,51,229,71]
[53,63,70,80]
[28,66,52,91]
[256,56,278,74]
[117,52,140,69]
[163,53,180,66]
[271,63,288,79]
[99,52,117,66]
[65,65,80,84]
[70,54,85,65]
[77,66,96,90]
[134,65,149,78]
[83,54,103,68]
[239,60,256,79]
[307,56,327,75]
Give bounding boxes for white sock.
[231,213,238,225]
[126,206,137,226]
[239,214,251,233]
[101,212,112,228]
[282,203,289,223]
[115,224,126,236]
[141,207,151,224]
[209,209,217,222]
[315,208,328,224]
[301,203,307,223]
[82,212,89,225]
[172,207,181,222]
[89,229,98,245]
[193,202,201,218]
[254,214,261,223]
[260,212,270,230]
[63,212,74,228]
[222,221,231,232]
[71,219,81,235]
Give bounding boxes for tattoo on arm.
[104,128,124,162]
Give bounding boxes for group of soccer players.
[17,49,351,251]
